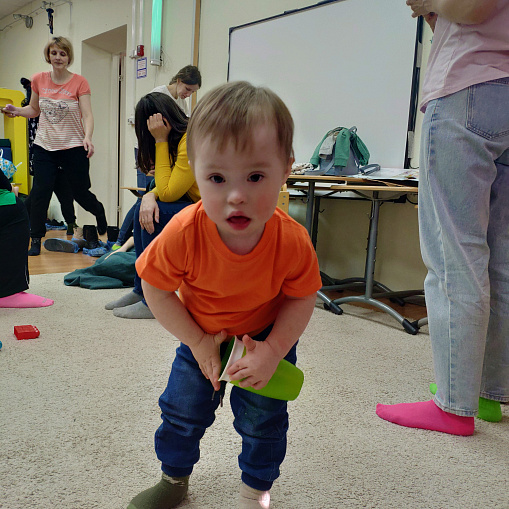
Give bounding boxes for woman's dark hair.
[169,65,202,87]
[135,92,188,174]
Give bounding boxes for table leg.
[318,191,424,335]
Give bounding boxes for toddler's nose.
[227,187,247,204]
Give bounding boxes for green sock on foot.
[478,397,503,422]
[127,474,189,509]
[429,383,502,422]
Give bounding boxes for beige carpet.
[1,273,508,509]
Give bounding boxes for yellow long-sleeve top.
[150,133,201,203]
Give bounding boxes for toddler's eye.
[248,174,263,183]
[210,175,224,184]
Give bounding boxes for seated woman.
[105,92,200,318]
[0,171,54,308]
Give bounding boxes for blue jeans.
[155,326,295,491]
[419,77,509,416]
[133,199,192,300]
[116,200,137,245]
[117,151,155,246]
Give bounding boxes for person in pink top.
[1,36,107,256]
[376,0,509,435]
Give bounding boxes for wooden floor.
[29,229,427,322]
[28,229,103,276]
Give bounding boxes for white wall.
[0,0,431,290]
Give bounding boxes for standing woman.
[376,0,509,435]
[1,36,107,256]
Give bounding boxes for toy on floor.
[14,325,40,340]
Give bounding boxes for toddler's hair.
[44,36,74,65]
[187,81,293,163]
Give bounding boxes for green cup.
[219,337,304,401]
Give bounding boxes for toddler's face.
[192,123,292,254]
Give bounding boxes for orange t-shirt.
[136,202,322,336]
[31,71,91,151]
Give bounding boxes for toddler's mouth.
[227,215,251,230]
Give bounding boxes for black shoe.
[107,226,119,243]
[66,222,78,236]
[96,204,108,235]
[83,224,100,249]
[44,238,79,253]
[28,238,42,256]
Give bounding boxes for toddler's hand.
[192,329,228,391]
[226,335,279,390]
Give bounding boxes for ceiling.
[0,1,39,22]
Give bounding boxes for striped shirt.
[31,72,91,151]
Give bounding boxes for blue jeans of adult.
[155,325,295,491]
[419,77,509,416]
[116,173,155,245]
[132,198,192,301]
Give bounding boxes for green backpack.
[307,126,379,176]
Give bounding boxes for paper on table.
[290,164,419,181]
[350,167,419,181]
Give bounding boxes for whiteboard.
[228,0,418,167]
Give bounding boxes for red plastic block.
[14,325,40,340]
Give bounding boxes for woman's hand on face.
[139,192,159,234]
[83,137,95,158]
[147,113,171,143]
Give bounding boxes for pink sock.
[376,399,474,436]
[0,292,54,308]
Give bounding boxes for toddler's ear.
[282,157,294,182]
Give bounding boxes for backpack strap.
[349,127,370,165]
[309,127,345,167]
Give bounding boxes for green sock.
[429,383,502,422]
[127,474,189,509]
[478,397,503,422]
